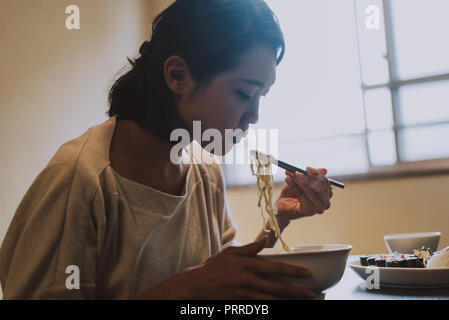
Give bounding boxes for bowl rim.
[383,232,441,240]
[259,244,352,256]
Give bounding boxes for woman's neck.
[109,118,190,196]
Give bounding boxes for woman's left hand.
[275,167,333,222]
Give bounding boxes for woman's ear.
[164,55,195,96]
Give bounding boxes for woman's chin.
[199,139,240,157]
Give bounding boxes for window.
[222,0,449,186]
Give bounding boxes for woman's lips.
[231,125,249,144]
[239,124,250,133]
[223,125,250,145]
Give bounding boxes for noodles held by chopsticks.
[250,152,291,252]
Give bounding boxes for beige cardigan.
[0,116,237,299]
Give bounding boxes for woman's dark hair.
[107,0,285,142]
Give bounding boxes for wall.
[0,0,156,298]
[227,174,449,254]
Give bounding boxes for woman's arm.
[0,164,99,299]
[254,216,290,248]
[135,237,314,300]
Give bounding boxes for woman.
[0,0,332,299]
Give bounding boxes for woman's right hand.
[136,237,315,300]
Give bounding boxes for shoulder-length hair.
[107,0,285,142]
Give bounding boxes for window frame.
[356,0,449,177]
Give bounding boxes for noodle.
[250,151,291,252]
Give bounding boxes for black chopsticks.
[250,150,345,189]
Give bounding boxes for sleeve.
[0,163,100,299]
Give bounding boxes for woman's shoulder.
[31,118,117,201]
[51,118,115,175]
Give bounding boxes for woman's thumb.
[318,168,328,175]
[234,236,268,256]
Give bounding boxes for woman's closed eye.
[235,90,252,101]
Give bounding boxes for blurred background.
[1,0,449,297]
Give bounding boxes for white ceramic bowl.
[384,232,441,254]
[258,244,352,294]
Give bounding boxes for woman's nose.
[246,103,259,124]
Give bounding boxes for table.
[324,255,449,300]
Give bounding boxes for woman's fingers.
[227,237,267,256]
[306,166,317,177]
[287,167,331,190]
[285,177,322,214]
[318,168,328,175]
[304,168,331,205]
[284,166,332,213]
[286,168,328,178]
[293,172,330,211]
[307,167,331,187]
[285,170,294,177]
[244,257,312,278]
[284,176,305,196]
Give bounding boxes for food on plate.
[366,256,377,266]
[360,255,369,266]
[404,257,419,268]
[360,247,434,268]
[386,256,406,268]
[375,256,386,267]
[250,151,291,252]
[413,246,433,259]
[426,246,449,269]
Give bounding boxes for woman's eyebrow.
[237,78,267,89]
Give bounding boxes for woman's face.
[174,44,277,155]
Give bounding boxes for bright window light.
[223,0,449,186]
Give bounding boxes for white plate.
[349,259,449,288]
